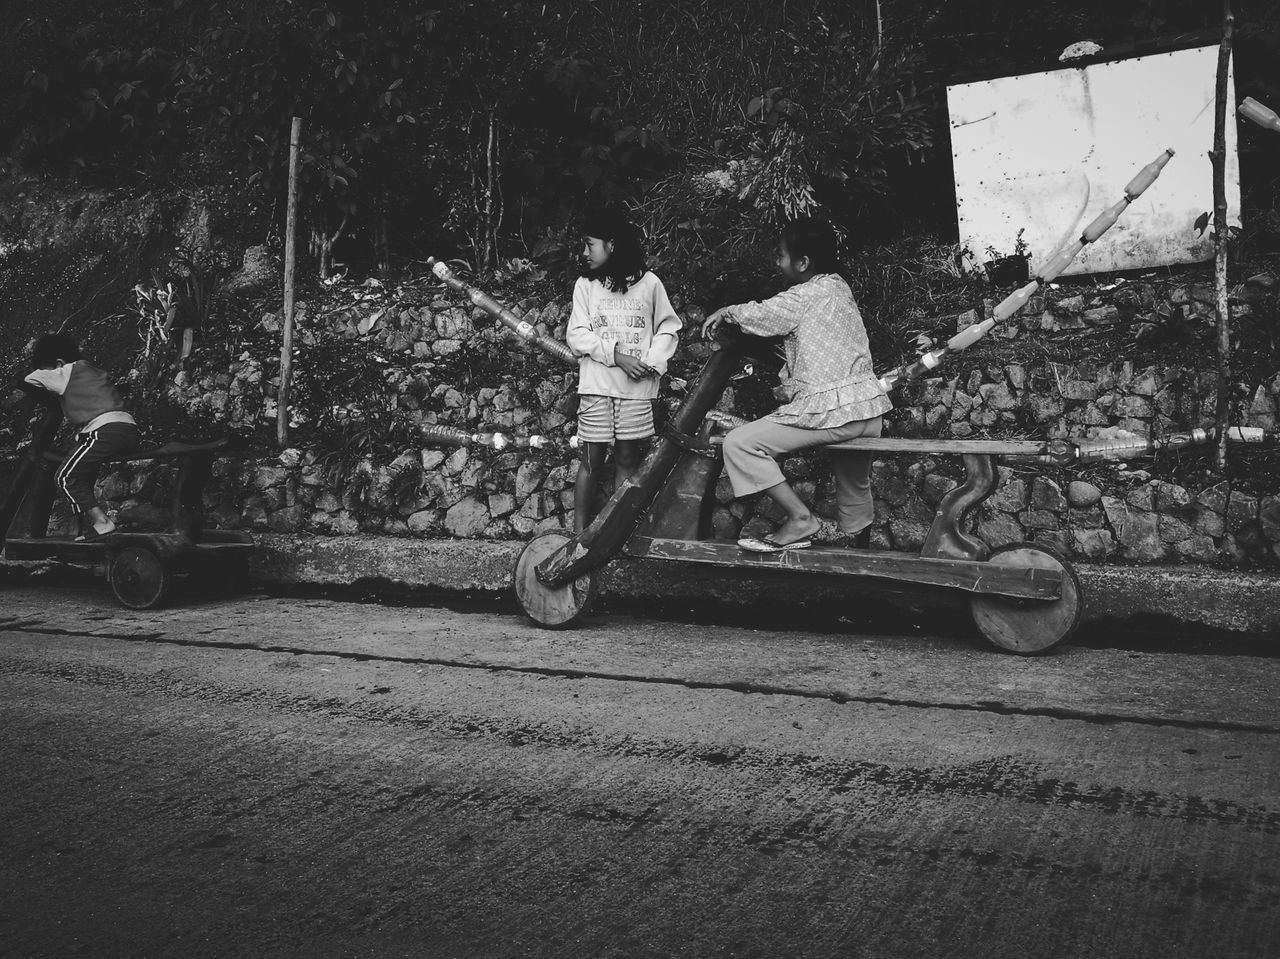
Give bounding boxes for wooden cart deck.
[626,536,1063,599]
[4,531,254,564]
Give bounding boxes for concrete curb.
[250,533,1280,637]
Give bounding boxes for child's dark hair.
[30,333,82,367]
[780,216,843,275]
[580,206,647,293]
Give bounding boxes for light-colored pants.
[722,415,883,533]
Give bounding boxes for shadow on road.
[4,560,1276,657]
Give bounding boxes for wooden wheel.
[513,530,597,628]
[970,543,1082,655]
[109,546,172,610]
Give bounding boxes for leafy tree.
[7,0,1268,293]
[1,0,190,182]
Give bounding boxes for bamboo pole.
[1211,2,1234,473]
[427,258,578,366]
[420,425,580,452]
[277,116,303,448]
[876,149,1174,393]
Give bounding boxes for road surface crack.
[3,620,1279,736]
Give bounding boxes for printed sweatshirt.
[566,271,682,399]
[24,360,135,432]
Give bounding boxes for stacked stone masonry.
[57,270,1280,568]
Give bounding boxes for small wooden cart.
[1,405,255,609]
[513,329,1082,654]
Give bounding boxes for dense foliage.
[2,0,1280,497]
[7,0,1273,287]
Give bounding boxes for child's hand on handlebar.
[702,307,736,339]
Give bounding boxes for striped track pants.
[55,423,140,513]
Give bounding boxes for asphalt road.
[2,581,1278,959]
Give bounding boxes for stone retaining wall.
[60,268,1280,568]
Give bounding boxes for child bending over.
[5,333,139,540]
[702,217,891,552]
[566,207,682,532]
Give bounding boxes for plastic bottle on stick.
[1036,240,1084,283]
[421,425,473,447]
[992,279,1041,321]
[1240,98,1280,132]
[1123,149,1175,199]
[946,318,996,353]
[876,369,902,393]
[1081,198,1131,243]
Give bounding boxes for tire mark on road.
[0,618,45,631]
[3,653,1279,835]
[3,621,1278,737]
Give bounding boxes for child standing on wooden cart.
[3,333,139,540]
[566,207,682,532]
[702,217,891,552]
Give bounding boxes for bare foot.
[770,516,821,546]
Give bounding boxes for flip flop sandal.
[74,526,117,543]
[737,535,812,553]
[764,535,812,551]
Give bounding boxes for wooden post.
[1211,2,1235,473]
[484,110,497,271]
[278,116,303,448]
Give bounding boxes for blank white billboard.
[947,45,1241,276]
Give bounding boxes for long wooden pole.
[278,116,303,448]
[427,258,578,366]
[1211,2,1234,473]
[876,149,1174,393]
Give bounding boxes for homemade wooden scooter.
[512,327,1081,655]
[1,401,255,609]
[439,148,1208,653]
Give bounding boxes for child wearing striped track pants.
[15,333,139,540]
